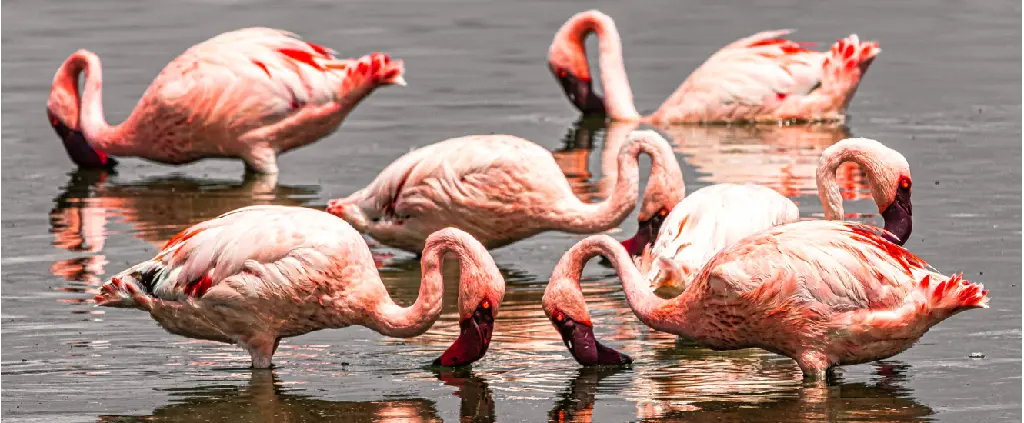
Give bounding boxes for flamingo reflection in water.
[96,369,494,422]
[48,170,318,289]
[658,124,870,200]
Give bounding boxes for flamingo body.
[327,131,684,253]
[548,11,879,123]
[48,28,405,173]
[637,183,799,297]
[94,205,504,368]
[543,222,988,377]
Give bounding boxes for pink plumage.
[47,28,406,173]
[543,220,988,377]
[94,205,504,369]
[548,10,879,123]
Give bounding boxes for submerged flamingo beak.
[552,313,631,366]
[433,301,495,367]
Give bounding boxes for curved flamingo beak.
[552,313,631,366]
[433,301,494,367]
[555,70,605,115]
[881,190,912,245]
[620,219,657,258]
[49,111,115,169]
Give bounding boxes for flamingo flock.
[52,10,988,381]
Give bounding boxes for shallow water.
[2,0,1021,421]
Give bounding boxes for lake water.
[2,0,1021,421]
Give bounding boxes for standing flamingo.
[548,10,879,123]
[640,137,913,296]
[94,206,505,368]
[326,130,684,253]
[543,222,988,378]
[47,28,405,173]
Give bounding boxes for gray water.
[2,0,1021,421]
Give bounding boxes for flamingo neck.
[553,235,670,331]
[558,132,674,232]
[373,230,502,337]
[566,12,641,121]
[816,139,895,220]
[65,51,129,155]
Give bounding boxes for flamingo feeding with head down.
[638,136,914,297]
[548,10,879,123]
[47,28,405,173]
[543,221,989,378]
[94,205,505,368]
[326,130,685,253]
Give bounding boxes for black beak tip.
[620,353,633,365]
[431,357,443,367]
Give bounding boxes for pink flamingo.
[94,205,505,368]
[326,130,684,253]
[548,10,879,123]
[638,137,913,296]
[543,221,988,378]
[47,28,405,173]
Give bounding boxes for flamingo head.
[542,272,632,366]
[431,228,505,368]
[47,86,115,169]
[621,207,669,258]
[856,140,912,246]
[548,47,605,115]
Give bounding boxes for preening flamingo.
[548,10,879,123]
[326,130,684,253]
[543,221,988,378]
[94,205,505,368]
[47,28,405,173]
[639,136,913,296]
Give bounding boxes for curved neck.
[556,132,674,232]
[373,230,499,337]
[562,12,640,120]
[816,139,893,220]
[62,51,125,153]
[553,235,671,331]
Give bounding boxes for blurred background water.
[2,0,1021,421]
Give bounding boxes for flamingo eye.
[658,208,668,217]
[554,311,564,323]
[559,70,567,78]
[481,299,490,309]
[899,177,911,190]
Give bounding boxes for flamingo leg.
[239,102,344,174]
[241,334,280,369]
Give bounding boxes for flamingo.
[548,10,879,123]
[93,205,505,369]
[47,28,405,173]
[638,136,913,297]
[326,130,685,253]
[542,221,989,378]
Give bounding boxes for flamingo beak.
[555,71,605,115]
[433,301,494,367]
[553,316,631,366]
[881,191,913,245]
[49,111,116,169]
[620,220,654,258]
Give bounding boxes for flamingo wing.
[358,136,568,219]
[689,220,933,311]
[143,205,361,302]
[655,30,826,121]
[148,28,355,135]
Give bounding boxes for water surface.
[2,0,1021,421]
